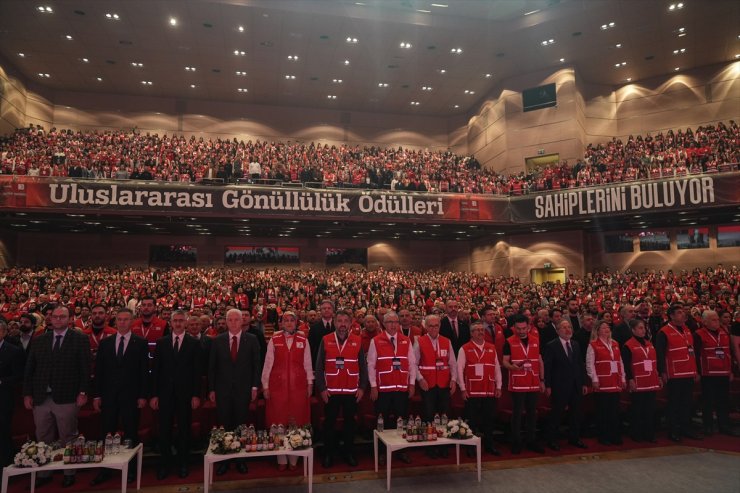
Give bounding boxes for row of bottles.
[62,435,105,464]
[376,413,449,433]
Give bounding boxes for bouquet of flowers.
[444,419,474,440]
[210,428,242,455]
[14,441,53,467]
[284,426,312,450]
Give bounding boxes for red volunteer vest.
[695,328,731,377]
[590,339,623,392]
[659,324,698,379]
[461,341,498,397]
[624,337,660,391]
[417,335,452,389]
[323,332,362,394]
[266,332,310,426]
[374,332,411,392]
[506,335,541,392]
[132,317,168,345]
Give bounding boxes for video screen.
[326,248,368,266]
[639,231,671,251]
[604,233,634,253]
[676,227,709,249]
[149,245,197,264]
[717,225,740,248]
[225,246,300,264]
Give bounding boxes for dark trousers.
[158,397,193,467]
[547,387,582,442]
[595,392,621,442]
[216,394,251,430]
[323,395,358,457]
[666,377,694,436]
[464,397,496,447]
[101,398,140,445]
[0,393,13,466]
[420,386,450,423]
[511,392,538,446]
[701,376,730,432]
[375,391,409,423]
[629,391,656,441]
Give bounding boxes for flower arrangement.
[210,428,242,455]
[14,441,53,467]
[284,426,312,450]
[444,419,474,440]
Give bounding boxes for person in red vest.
[83,304,116,372]
[314,309,368,468]
[368,310,416,464]
[502,314,545,454]
[693,310,737,436]
[413,314,458,458]
[655,303,701,442]
[399,309,422,341]
[261,311,314,470]
[621,319,661,442]
[131,296,168,353]
[457,320,502,456]
[360,314,381,354]
[586,321,626,445]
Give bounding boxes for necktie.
[174,335,180,353]
[326,322,331,332]
[566,341,573,361]
[453,320,458,337]
[230,335,238,362]
[390,336,396,350]
[53,335,62,353]
[117,336,125,359]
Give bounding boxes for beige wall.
[0,65,53,136]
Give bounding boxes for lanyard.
[668,323,690,346]
[334,332,349,354]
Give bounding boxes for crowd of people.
[0,264,738,487]
[1,120,737,194]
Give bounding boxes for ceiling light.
[484,73,492,78]
[615,43,622,48]
[346,37,358,44]
[344,59,350,65]
[559,58,565,62]
[678,32,686,37]
[625,77,632,82]
[600,21,616,30]
[285,75,296,80]
[141,80,153,85]
[169,17,178,26]
[38,73,50,78]
[131,62,143,67]
[65,35,73,40]
[234,50,246,56]
[96,77,103,81]
[237,25,245,32]
[673,48,686,54]
[422,86,432,91]
[453,104,460,108]
[417,9,431,13]
[540,39,555,46]
[523,9,540,15]
[399,42,412,49]
[378,82,389,87]
[668,3,684,11]
[105,13,120,20]
[439,68,447,74]
[237,88,248,92]
[80,58,89,63]
[674,67,680,71]
[614,61,627,67]
[327,94,337,99]
[464,89,475,94]
[678,27,685,33]
[37,6,53,13]
[190,84,196,88]
[287,55,299,61]
[185,66,196,71]
[431,3,448,7]
[450,47,463,54]
[409,101,419,105]
[18,52,25,57]
[236,70,247,76]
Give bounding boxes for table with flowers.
[203,426,313,493]
[1,441,143,493]
[373,419,481,491]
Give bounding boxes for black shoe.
[485,445,501,456]
[236,461,248,474]
[568,440,587,449]
[216,463,229,476]
[346,454,358,467]
[598,439,611,446]
[90,471,112,486]
[547,441,560,451]
[178,466,189,479]
[630,435,642,443]
[682,431,702,440]
[398,452,412,464]
[527,442,545,454]
[322,455,334,468]
[719,428,740,437]
[62,476,76,488]
[646,437,658,443]
[156,467,170,480]
[511,444,522,454]
[32,477,53,489]
[669,433,682,442]
[612,438,623,446]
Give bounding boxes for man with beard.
[612,304,636,346]
[309,300,336,365]
[132,296,168,355]
[8,314,38,362]
[440,300,470,355]
[82,305,116,365]
[242,309,266,369]
[566,297,582,333]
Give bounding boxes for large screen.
[639,231,670,251]
[522,83,557,112]
[149,245,197,264]
[604,233,634,253]
[326,248,367,266]
[225,246,300,264]
[676,228,709,249]
[717,225,740,248]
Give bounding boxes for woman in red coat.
[586,321,626,445]
[261,311,314,470]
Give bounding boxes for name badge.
[687,347,695,355]
[715,349,725,359]
[474,363,484,377]
[643,360,653,372]
[440,349,447,357]
[392,357,402,370]
[335,357,344,369]
[610,361,619,373]
[523,361,533,370]
[296,342,304,349]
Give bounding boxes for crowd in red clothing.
[1,120,737,195]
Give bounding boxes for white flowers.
[14,441,53,467]
[444,419,473,439]
[285,427,312,450]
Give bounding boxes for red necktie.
[230,335,238,362]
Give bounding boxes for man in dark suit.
[308,300,335,366]
[543,319,588,451]
[7,314,37,365]
[91,308,149,486]
[23,305,90,488]
[150,310,202,479]
[241,310,266,369]
[537,308,558,346]
[0,319,24,466]
[209,309,261,476]
[612,304,636,346]
[439,299,470,354]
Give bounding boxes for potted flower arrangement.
[210,428,242,454]
[14,441,53,467]
[444,419,474,440]
[284,426,312,450]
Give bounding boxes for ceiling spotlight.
[410,101,420,106]
[614,61,627,67]
[233,50,246,56]
[18,52,25,57]
[615,43,622,48]
[450,47,463,54]
[540,39,555,46]
[344,59,350,65]
[190,84,196,88]
[674,67,680,71]
[673,48,686,54]
[378,82,389,88]
[141,80,153,85]
[37,6,53,13]
[439,68,447,74]
[600,21,616,30]
[421,86,432,91]
[327,94,337,99]
[399,42,412,49]
[105,13,120,20]
[464,89,475,94]
[235,70,247,76]
[332,78,343,83]
[346,37,358,44]
[453,104,460,108]
[185,66,196,71]
[237,25,245,32]
[559,58,565,62]
[80,57,89,63]
[484,73,492,78]
[287,55,299,61]
[38,73,50,78]
[96,77,103,81]
[131,62,143,67]
[284,75,296,80]
[237,88,248,92]
[169,17,178,26]
[65,34,73,40]
[668,3,684,11]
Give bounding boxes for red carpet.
[4,434,739,492]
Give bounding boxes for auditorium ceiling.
[0,0,738,116]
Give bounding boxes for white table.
[373,430,481,491]
[203,446,313,493]
[2,444,143,493]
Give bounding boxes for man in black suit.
[440,299,470,354]
[543,319,588,451]
[208,308,261,476]
[308,300,335,365]
[241,309,266,368]
[91,308,149,486]
[150,310,202,479]
[23,305,90,488]
[0,319,24,466]
[612,304,636,346]
[7,314,37,365]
